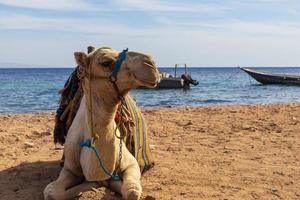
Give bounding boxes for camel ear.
[74,52,89,69]
[87,46,96,54]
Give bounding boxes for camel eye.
[101,60,113,67]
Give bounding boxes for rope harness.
[80,48,129,181]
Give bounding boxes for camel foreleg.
[120,156,142,200]
[43,168,83,200]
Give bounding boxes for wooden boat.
[240,67,300,85]
[156,64,199,89]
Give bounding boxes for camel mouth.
[143,61,160,87]
[137,79,159,88]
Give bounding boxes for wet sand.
[0,103,299,200]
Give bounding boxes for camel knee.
[121,179,142,200]
[44,167,83,200]
[44,182,65,200]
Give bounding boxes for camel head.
[74,46,160,102]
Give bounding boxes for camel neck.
[83,94,119,141]
[80,95,119,180]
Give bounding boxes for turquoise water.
[1,67,300,113]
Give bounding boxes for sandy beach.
[0,103,299,200]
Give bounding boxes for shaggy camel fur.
[44,47,160,200]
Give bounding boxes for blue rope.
[80,139,121,181]
[111,48,129,78]
[79,139,91,148]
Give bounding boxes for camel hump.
[54,67,82,145]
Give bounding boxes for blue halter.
[110,48,128,82]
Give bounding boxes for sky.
[0,0,300,67]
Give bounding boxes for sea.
[1,67,300,113]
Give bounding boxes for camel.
[44,46,160,200]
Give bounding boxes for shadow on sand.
[0,161,128,200]
[0,160,60,200]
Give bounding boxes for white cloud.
[227,20,300,37]
[0,0,95,11]
[0,0,229,13]
[1,11,300,67]
[156,16,300,38]
[110,0,229,12]
[0,12,134,35]
[4,11,300,39]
